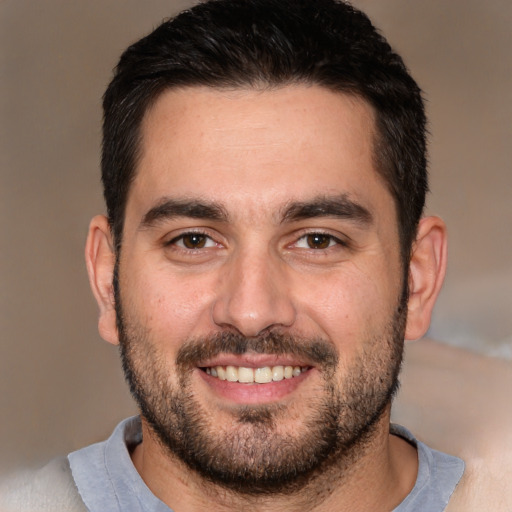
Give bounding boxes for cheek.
[295,261,399,343]
[120,259,219,342]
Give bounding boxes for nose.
[212,250,297,337]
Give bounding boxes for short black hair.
[102,0,427,263]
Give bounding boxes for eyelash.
[166,231,218,250]
[293,232,347,250]
[165,230,348,252]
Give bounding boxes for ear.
[405,216,447,341]
[85,215,119,345]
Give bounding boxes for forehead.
[130,85,391,220]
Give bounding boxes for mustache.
[176,331,338,369]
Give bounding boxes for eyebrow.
[280,194,373,226]
[139,194,372,229]
[140,198,229,228]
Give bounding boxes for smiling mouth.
[201,365,310,384]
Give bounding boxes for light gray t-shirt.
[68,416,464,511]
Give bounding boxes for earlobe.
[85,215,119,345]
[405,216,447,341]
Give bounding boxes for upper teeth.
[205,365,307,383]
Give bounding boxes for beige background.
[1,0,511,473]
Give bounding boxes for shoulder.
[394,339,512,511]
[445,456,512,512]
[0,457,87,512]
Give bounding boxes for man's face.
[115,85,406,492]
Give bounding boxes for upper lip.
[197,353,312,369]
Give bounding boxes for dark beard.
[116,285,407,495]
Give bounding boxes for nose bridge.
[212,245,296,336]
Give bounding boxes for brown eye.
[179,233,209,249]
[306,234,333,249]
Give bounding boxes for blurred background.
[1,0,511,474]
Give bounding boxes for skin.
[86,85,447,511]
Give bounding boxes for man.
[1,0,465,510]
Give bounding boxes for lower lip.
[196,368,312,404]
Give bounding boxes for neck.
[131,410,418,512]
